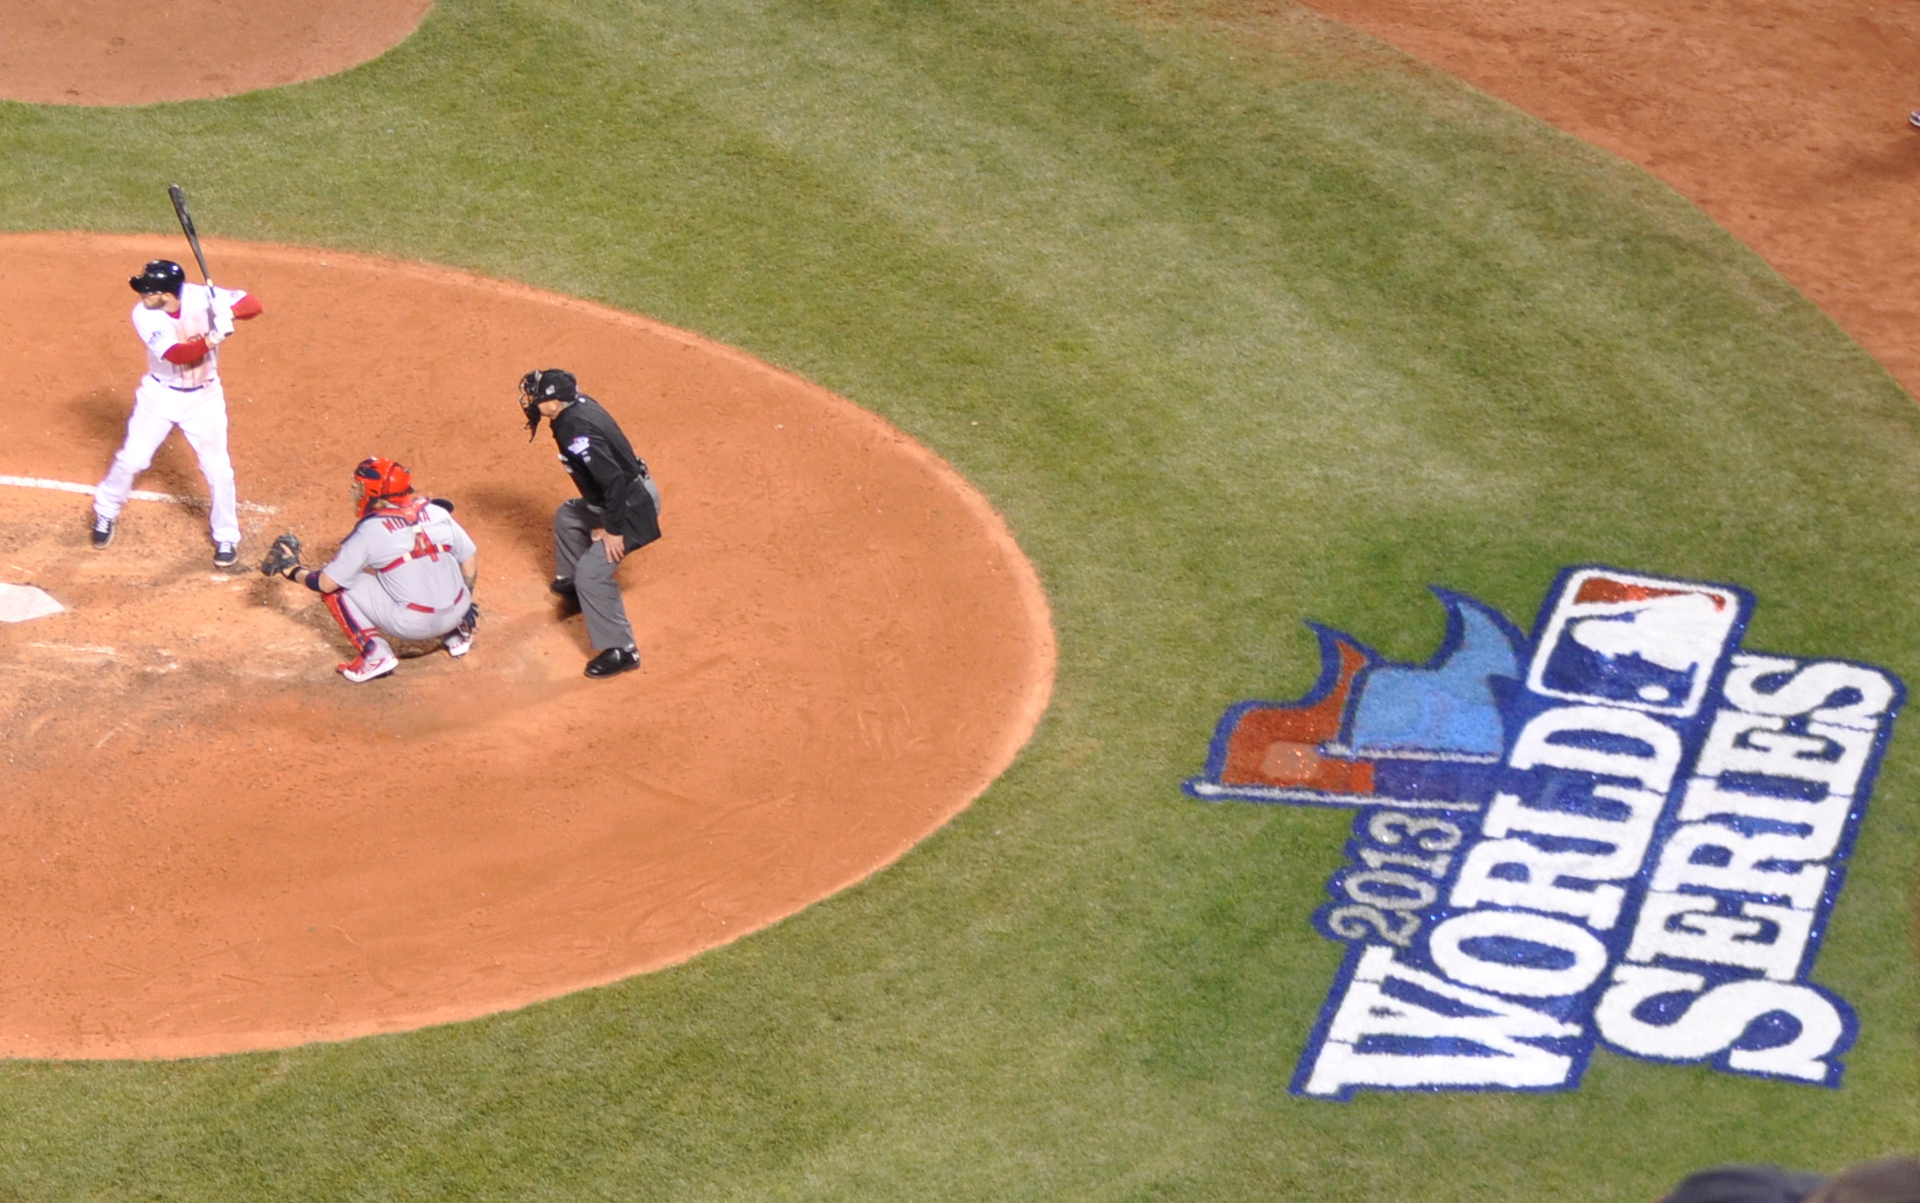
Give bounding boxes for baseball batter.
[94,259,263,567]
[261,458,480,683]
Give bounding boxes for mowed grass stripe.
[0,0,1917,1197]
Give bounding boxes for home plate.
[0,584,63,623]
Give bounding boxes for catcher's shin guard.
[323,590,377,655]
[324,592,398,682]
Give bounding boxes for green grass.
[3,0,1919,1197]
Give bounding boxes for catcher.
[262,457,480,683]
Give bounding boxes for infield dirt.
[0,232,1055,1058]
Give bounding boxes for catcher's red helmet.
[353,456,413,518]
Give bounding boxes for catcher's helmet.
[353,456,413,518]
[129,259,186,296]
[518,368,578,438]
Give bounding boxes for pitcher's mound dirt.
[1281,0,1920,396]
[0,232,1055,1059]
[0,0,430,105]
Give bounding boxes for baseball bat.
[166,183,222,328]
[167,184,214,285]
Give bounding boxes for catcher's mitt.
[260,532,303,578]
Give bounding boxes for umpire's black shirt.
[550,394,661,549]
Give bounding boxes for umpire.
[519,368,662,678]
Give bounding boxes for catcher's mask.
[518,368,578,439]
[129,259,185,296]
[353,456,414,519]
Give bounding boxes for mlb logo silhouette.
[1526,569,1743,718]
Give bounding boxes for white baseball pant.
[94,375,241,544]
[336,580,471,645]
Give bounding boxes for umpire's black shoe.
[549,577,577,598]
[89,514,115,549]
[584,646,641,679]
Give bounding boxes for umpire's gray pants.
[554,498,635,651]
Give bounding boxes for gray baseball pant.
[554,498,635,651]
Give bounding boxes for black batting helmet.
[129,260,185,296]
[518,368,578,438]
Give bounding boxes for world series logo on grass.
[1186,567,1902,1099]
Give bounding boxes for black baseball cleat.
[584,646,641,678]
[549,577,578,598]
[89,514,115,549]
[212,541,240,569]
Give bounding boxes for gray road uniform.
[322,500,477,650]
[550,394,662,651]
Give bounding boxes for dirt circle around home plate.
[0,231,1055,1058]
[0,0,430,106]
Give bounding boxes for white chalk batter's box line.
[0,475,275,514]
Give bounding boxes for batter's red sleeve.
[162,336,210,365]
[231,294,263,320]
